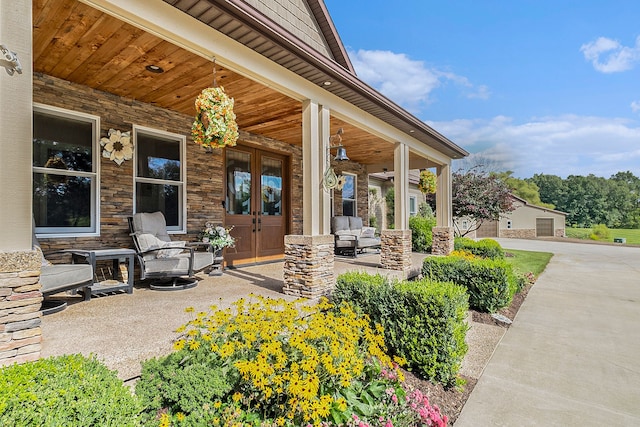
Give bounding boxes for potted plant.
[198,222,235,275]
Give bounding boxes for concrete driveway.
[455,239,640,426]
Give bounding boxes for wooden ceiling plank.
[88,32,165,89]
[65,22,145,84]
[47,13,123,79]
[33,0,77,62]
[98,41,185,93]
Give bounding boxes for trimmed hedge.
[409,215,437,253]
[333,272,469,387]
[454,237,504,259]
[0,354,141,426]
[423,255,520,313]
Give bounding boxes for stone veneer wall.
[0,250,42,367]
[431,226,454,256]
[283,235,334,298]
[333,162,370,224]
[380,230,412,274]
[555,229,565,237]
[500,229,536,239]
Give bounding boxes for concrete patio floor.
[40,252,430,381]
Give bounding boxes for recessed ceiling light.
[409,129,415,133]
[323,81,332,86]
[145,64,164,73]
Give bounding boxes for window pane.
[33,173,92,227]
[33,111,93,172]
[137,133,181,181]
[343,200,355,217]
[261,157,282,216]
[136,182,180,227]
[226,150,251,215]
[342,175,355,200]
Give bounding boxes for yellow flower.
[173,339,185,351]
[232,392,242,402]
[176,412,185,421]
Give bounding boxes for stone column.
[283,235,334,299]
[0,250,42,367]
[380,229,412,276]
[431,226,454,256]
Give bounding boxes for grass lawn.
[566,227,640,244]
[503,248,553,278]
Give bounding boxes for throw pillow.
[361,227,376,238]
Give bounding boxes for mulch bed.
[401,280,534,425]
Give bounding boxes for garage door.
[476,221,498,238]
[536,218,554,237]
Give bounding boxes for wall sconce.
[0,44,22,76]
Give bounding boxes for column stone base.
[431,226,455,255]
[283,235,334,299]
[0,250,43,367]
[380,229,412,275]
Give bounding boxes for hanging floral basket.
[191,86,239,150]
[418,170,437,194]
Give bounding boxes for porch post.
[283,100,334,298]
[432,163,454,255]
[380,142,412,275]
[0,0,43,366]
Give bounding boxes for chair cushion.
[157,241,186,258]
[132,212,171,243]
[40,264,93,295]
[143,252,214,275]
[349,216,363,229]
[331,216,350,233]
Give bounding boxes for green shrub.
[334,272,469,388]
[454,237,504,259]
[423,255,518,313]
[409,215,437,253]
[590,224,611,240]
[0,354,141,426]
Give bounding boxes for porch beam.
[436,163,453,227]
[0,0,33,251]
[393,142,409,230]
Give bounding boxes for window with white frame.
[342,173,356,216]
[134,126,186,232]
[32,104,100,236]
[409,196,417,216]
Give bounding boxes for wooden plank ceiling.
[33,0,430,168]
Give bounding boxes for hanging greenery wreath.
[418,169,437,194]
[191,86,239,149]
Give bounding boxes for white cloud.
[631,100,640,113]
[580,36,640,73]
[348,49,487,112]
[429,115,640,178]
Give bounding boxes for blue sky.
[324,0,640,178]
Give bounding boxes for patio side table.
[64,248,136,298]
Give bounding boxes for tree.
[452,169,515,237]
[493,171,554,209]
[528,174,567,209]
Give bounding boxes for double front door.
[224,146,288,266]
